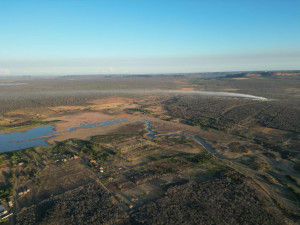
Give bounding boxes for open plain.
[0,72,299,224]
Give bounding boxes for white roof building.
[0,204,8,217]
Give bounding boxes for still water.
[0,119,128,152]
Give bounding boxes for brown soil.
[46,112,121,132]
[274,73,300,76]
[246,73,262,77]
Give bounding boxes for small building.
[8,201,13,208]
[129,204,134,209]
[18,192,24,196]
[18,162,24,166]
[108,177,114,181]
[73,155,79,159]
[0,204,7,217]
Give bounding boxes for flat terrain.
[0,72,299,224]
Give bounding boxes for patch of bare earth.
[179,87,196,91]
[285,88,300,93]
[223,88,240,92]
[274,72,300,76]
[246,73,262,77]
[47,121,132,143]
[47,97,137,114]
[45,112,122,132]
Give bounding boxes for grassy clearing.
[0,217,9,223]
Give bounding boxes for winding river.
[1,118,219,159]
[143,120,223,159]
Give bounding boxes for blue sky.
[0,0,299,75]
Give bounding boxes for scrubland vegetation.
[0,72,300,224]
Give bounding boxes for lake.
[0,119,128,152]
